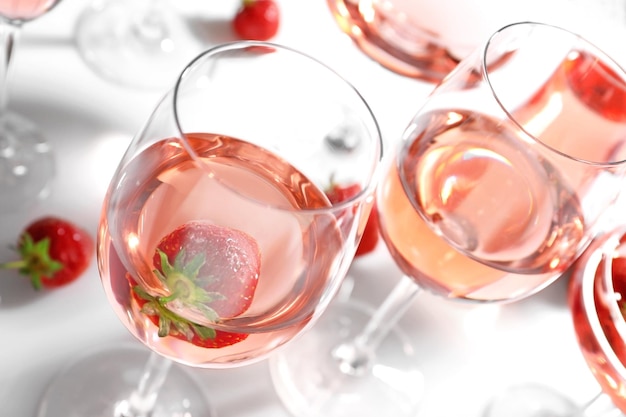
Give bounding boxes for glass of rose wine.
[485,226,626,417]
[36,41,383,417]
[325,0,624,83]
[75,0,205,90]
[0,0,61,211]
[269,21,626,417]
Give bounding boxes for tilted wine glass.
[269,21,626,417]
[36,40,383,417]
[75,0,206,90]
[485,225,626,417]
[325,0,625,83]
[0,0,60,212]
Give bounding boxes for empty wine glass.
[0,0,60,211]
[485,225,626,417]
[37,40,383,417]
[270,21,626,417]
[75,0,205,89]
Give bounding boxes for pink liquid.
[98,134,346,368]
[570,234,626,413]
[0,0,59,21]
[378,51,626,302]
[378,112,583,301]
[326,0,460,82]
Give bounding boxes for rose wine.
[0,0,59,21]
[326,0,558,82]
[377,48,626,302]
[378,110,584,301]
[326,0,460,82]
[570,234,626,413]
[98,133,346,368]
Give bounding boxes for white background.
[0,0,625,416]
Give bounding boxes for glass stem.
[0,22,19,116]
[332,274,421,376]
[114,352,173,417]
[577,392,623,417]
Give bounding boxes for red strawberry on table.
[325,183,361,205]
[0,216,94,290]
[355,202,380,256]
[326,182,380,257]
[131,222,261,348]
[232,0,280,41]
[565,51,626,122]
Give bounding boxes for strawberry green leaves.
[131,222,261,349]
[133,284,218,341]
[1,216,94,290]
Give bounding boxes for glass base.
[75,0,203,90]
[0,112,54,212]
[269,300,423,417]
[37,344,215,417]
[483,384,578,417]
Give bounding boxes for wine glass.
[74,0,206,90]
[325,0,625,83]
[0,0,60,212]
[269,21,626,417]
[485,225,626,417]
[37,41,383,416]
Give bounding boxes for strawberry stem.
[0,260,27,269]
[134,249,227,343]
[154,249,224,315]
[0,260,45,289]
[1,234,63,290]
[134,285,218,340]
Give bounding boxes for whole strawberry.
[232,0,280,41]
[1,216,94,289]
[131,222,261,348]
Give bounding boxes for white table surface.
[0,0,624,416]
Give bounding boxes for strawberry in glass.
[130,221,261,348]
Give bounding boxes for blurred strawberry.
[326,183,380,257]
[232,0,280,41]
[0,216,94,290]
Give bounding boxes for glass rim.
[482,21,626,167]
[169,40,384,214]
[578,227,626,378]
